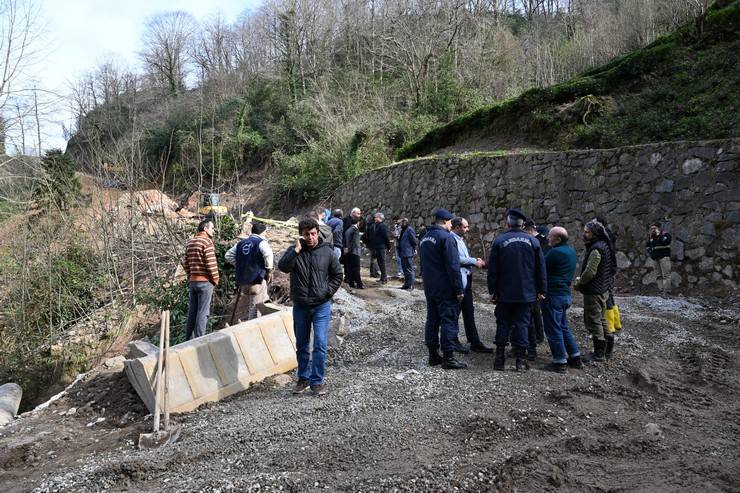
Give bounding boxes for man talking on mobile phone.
[278,216,343,396]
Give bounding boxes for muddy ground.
[1,270,739,492]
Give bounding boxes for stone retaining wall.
[334,139,739,293]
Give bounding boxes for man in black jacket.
[646,222,672,295]
[369,212,391,284]
[278,217,343,396]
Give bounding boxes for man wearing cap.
[419,208,467,370]
[487,208,547,372]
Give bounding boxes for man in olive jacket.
[574,219,616,362]
[278,217,343,396]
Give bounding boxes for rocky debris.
[644,422,663,438]
[103,356,125,370]
[0,383,22,426]
[126,340,158,359]
[264,374,293,387]
[5,284,740,492]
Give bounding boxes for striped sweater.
[183,232,219,285]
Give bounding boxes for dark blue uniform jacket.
[398,226,417,258]
[419,225,463,300]
[487,230,547,303]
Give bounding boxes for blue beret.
[433,208,454,220]
[506,208,528,222]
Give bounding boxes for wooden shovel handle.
[152,310,166,433]
[163,310,171,430]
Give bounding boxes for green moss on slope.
[397,1,740,160]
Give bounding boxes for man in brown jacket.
[183,219,220,340]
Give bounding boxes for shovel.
[138,310,181,449]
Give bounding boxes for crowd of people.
[181,205,671,395]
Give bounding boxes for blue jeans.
[494,302,531,350]
[333,247,341,259]
[293,301,332,386]
[395,252,403,276]
[424,297,460,355]
[401,256,415,288]
[186,281,214,340]
[542,295,580,363]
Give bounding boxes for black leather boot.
[590,338,606,362]
[452,340,470,354]
[543,362,567,374]
[428,347,443,366]
[567,355,584,369]
[515,347,529,372]
[494,346,506,371]
[605,335,615,360]
[442,352,467,370]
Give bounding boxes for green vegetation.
[398,1,740,160]
[34,149,84,211]
[0,240,104,408]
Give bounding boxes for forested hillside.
[65,0,711,203]
[399,0,740,159]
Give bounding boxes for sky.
[25,0,262,152]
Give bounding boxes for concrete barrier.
[0,383,22,426]
[124,305,296,414]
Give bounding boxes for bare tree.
[0,0,42,153]
[140,11,196,95]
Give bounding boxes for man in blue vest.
[420,208,466,370]
[225,221,274,323]
[487,208,547,372]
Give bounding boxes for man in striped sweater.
[183,219,220,340]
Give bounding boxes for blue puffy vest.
[235,236,266,285]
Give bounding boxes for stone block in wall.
[682,158,704,174]
[689,146,718,160]
[616,251,631,269]
[671,272,682,288]
[642,270,657,285]
[699,257,714,272]
[701,221,717,237]
[674,240,685,261]
[655,180,674,193]
[685,246,706,260]
[720,227,737,247]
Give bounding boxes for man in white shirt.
[225,221,274,322]
[450,217,493,353]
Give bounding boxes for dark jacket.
[277,238,343,306]
[398,226,417,258]
[487,229,547,303]
[369,222,391,251]
[544,240,577,297]
[419,225,463,300]
[579,240,613,295]
[344,225,361,256]
[536,233,550,255]
[646,232,671,260]
[327,216,343,248]
[363,221,375,246]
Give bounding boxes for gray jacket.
[344,225,361,256]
